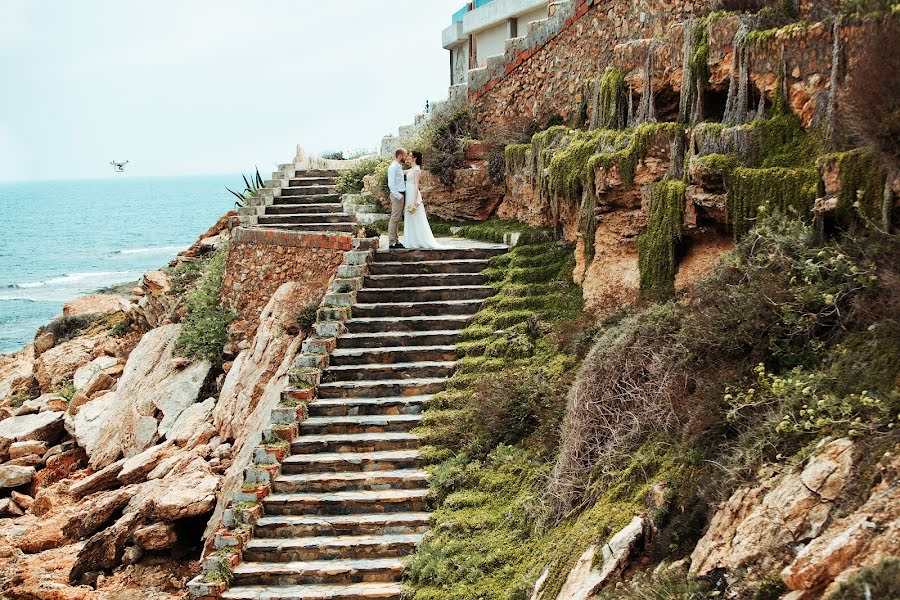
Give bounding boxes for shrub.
[334,158,382,195]
[321,150,344,160]
[39,313,100,345]
[827,558,900,599]
[296,303,318,333]
[419,109,481,187]
[175,246,235,368]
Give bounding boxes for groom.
[387,148,407,249]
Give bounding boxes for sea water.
[0,175,236,354]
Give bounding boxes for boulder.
[85,324,211,468]
[65,391,118,458]
[0,344,36,400]
[82,372,115,398]
[15,393,67,416]
[117,441,177,485]
[417,162,505,221]
[132,522,178,550]
[62,294,129,317]
[69,458,125,498]
[9,440,48,459]
[0,465,35,488]
[34,336,97,392]
[554,516,646,599]
[0,411,65,444]
[141,270,171,295]
[0,497,24,517]
[691,439,855,577]
[72,356,117,392]
[145,456,219,521]
[11,491,33,511]
[168,397,216,446]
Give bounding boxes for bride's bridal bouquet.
[407,202,420,214]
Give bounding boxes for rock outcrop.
[62,294,130,317]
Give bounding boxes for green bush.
[827,558,900,599]
[175,246,235,367]
[39,313,100,345]
[334,158,383,195]
[296,303,318,333]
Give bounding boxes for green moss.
[175,245,235,368]
[727,166,818,239]
[595,67,626,130]
[820,148,889,231]
[680,16,711,123]
[504,143,531,175]
[584,122,684,190]
[638,180,687,300]
[428,218,554,245]
[696,152,741,174]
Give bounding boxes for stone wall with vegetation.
[221,228,349,343]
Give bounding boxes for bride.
[402,151,443,249]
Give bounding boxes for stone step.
[223,582,403,600]
[374,248,506,262]
[317,377,446,399]
[330,345,457,366]
[273,194,342,205]
[289,433,420,456]
[259,213,355,225]
[258,223,358,234]
[355,285,493,303]
[308,396,432,418]
[344,315,472,334]
[291,170,339,178]
[363,273,484,288]
[288,176,336,186]
[253,512,430,539]
[273,469,428,493]
[281,449,422,474]
[300,414,423,436]
[324,361,455,383]
[282,185,336,197]
[351,299,484,319]
[232,557,404,586]
[369,259,490,276]
[243,533,424,562]
[262,489,430,516]
[266,203,345,214]
[336,330,463,349]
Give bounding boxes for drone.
[109,160,130,173]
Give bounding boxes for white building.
[443,0,549,85]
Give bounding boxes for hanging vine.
[727,166,818,239]
[638,179,687,300]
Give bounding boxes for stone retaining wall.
[221,228,351,343]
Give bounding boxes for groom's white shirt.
[387,160,406,200]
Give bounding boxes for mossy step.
[316,377,447,399]
[369,259,490,275]
[373,247,506,261]
[290,432,420,455]
[266,203,345,214]
[362,273,485,288]
[281,185,336,196]
[253,512,430,539]
[273,469,428,494]
[222,582,402,600]
[232,557,405,586]
[272,194,342,205]
[262,490,429,516]
[308,396,432,418]
[280,449,422,474]
[329,345,457,366]
[300,414,423,436]
[356,285,493,303]
[323,360,456,383]
[344,316,472,334]
[336,330,464,349]
[350,299,483,319]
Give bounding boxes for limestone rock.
[9,440,48,459]
[34,336,97,392]
[63,294,129,317]
[117,441,177,485]
[0,465,35,488]
[145,456,218,521]
[555,516,646,599]
[82,372,115,398]
[69,458,125,498]
[15,393,67,416]
[132,522,178,550]
[691,439,855,577]
[0,344,36,400]
[65,391,118,459]
[11,491,34,511]
[72,356,117,392]
[87,324,210,468]
[417,162,505,221]
[781,450,900,594]
[141,270,171,295]
[168,397,216,446]
[0,411,65,444]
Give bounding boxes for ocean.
[0,175,236,354]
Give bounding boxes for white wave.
[0,270,138,303]
[10,271,133,289]
[116,245,186,255]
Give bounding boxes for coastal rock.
[0,465,36,488]
[34,336,97,392]
[15,393,68,416]
[168,397,216,446]
[418,162,505,221]
[9,440,48,459]
[0,344,36,400]
[132,522,178,550]
[87,324,210,468]
[72,355,117,392]
[0,411,65,444]
[176,210,236,261]
[63,294,129,318]
[117,441,177,485]
[144,456,218,521]
[65,391,118,458]
[141,270,171,295]
[691,439,855,577]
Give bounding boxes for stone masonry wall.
[222,228,350,342]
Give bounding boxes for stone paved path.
[223,241,506,600]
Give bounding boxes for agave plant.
[226,167,266,207]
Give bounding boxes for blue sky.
[0,0,464,181]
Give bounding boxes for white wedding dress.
[402,165,443,249]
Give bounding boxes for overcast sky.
[0,0,464,182]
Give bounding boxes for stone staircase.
[256,170,357,234]
[222,244,506,600]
